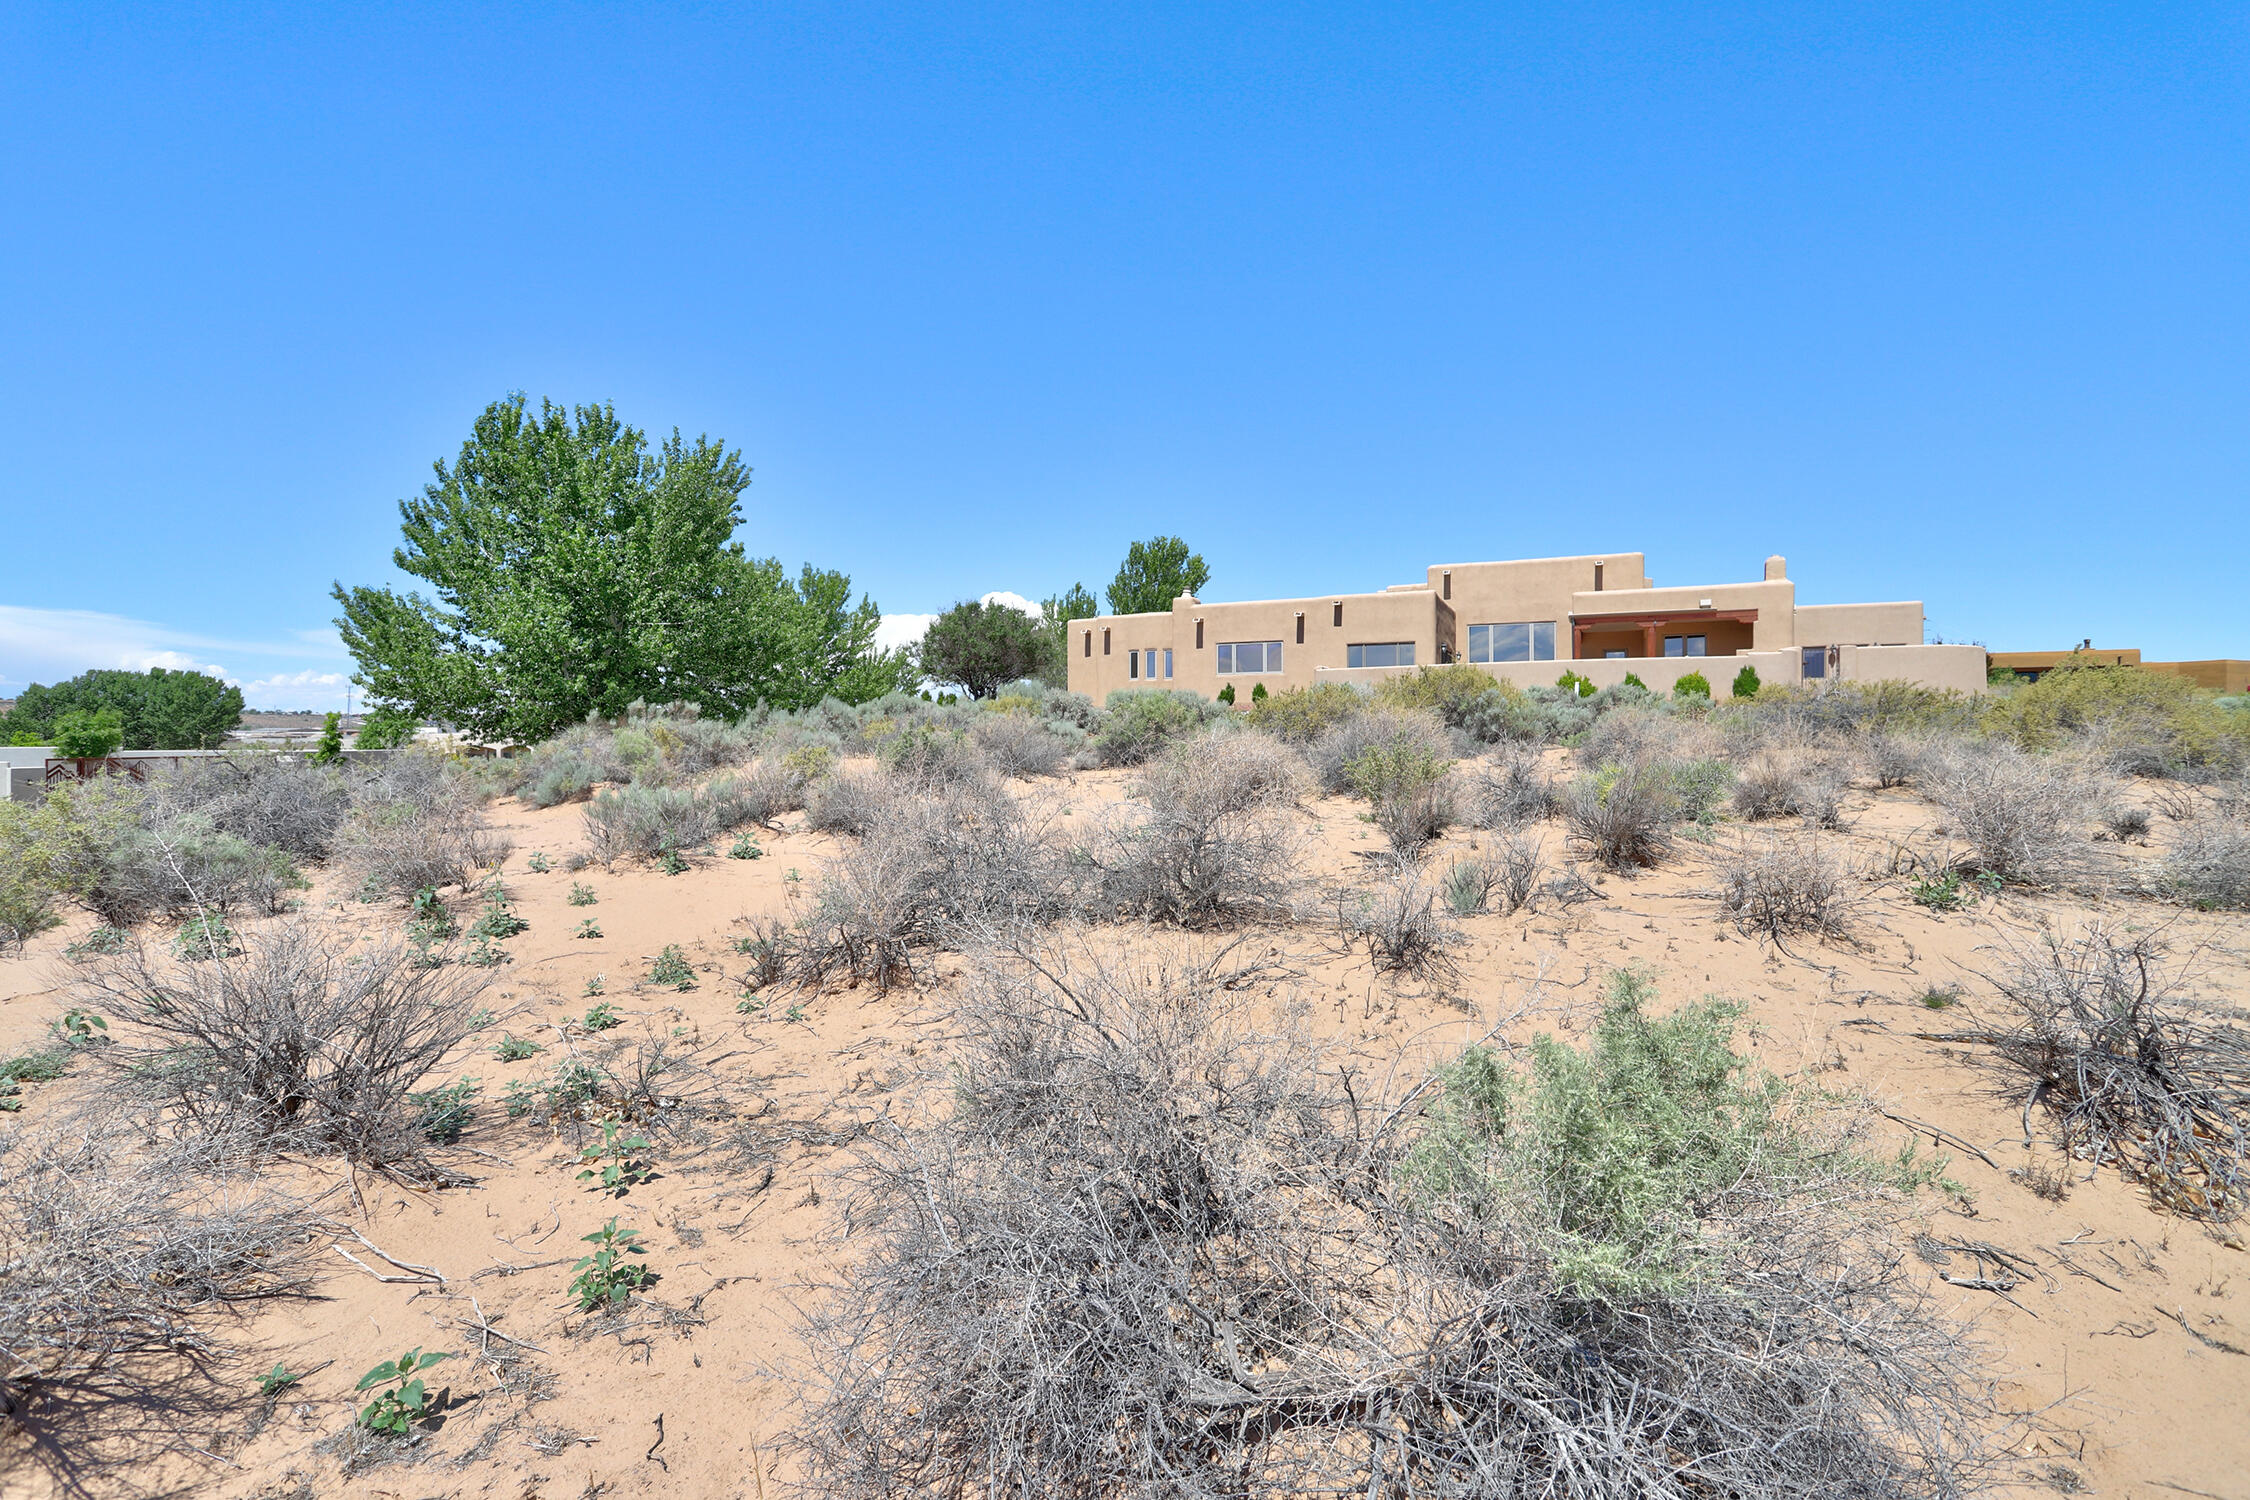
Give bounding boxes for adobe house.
[1067,551,1989,702]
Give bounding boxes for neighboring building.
[1068,551,1989,702]
[1988,649,2249,693]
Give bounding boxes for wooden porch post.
[1643,623,1660,659]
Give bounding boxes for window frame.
[1215,640,1283,675]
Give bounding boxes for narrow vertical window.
[1102,628,1110,655]
[1442,570,1452,600]
[1332,602,1343,627]
[1083,630,1092,658]
[1128,651,1139,679]
[1595,564,1605,591]
[1295,613,1304,644]
[1195,619,1204,649]
[1164,649,1173,678]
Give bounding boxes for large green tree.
[916,600,1053,699]
[1105,536,1210,615]
[333,396,907,742]
[0,668,243,749]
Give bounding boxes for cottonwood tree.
[916,599,1053,699]
[0,668,244,750]
[1035,583,1098,686]
[1105,536,1209,615]
[333,396,910,742]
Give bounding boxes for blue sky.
[2,3,2243,708]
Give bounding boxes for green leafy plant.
[575,1118,652,1192]
[728,833,763,860]
[173,911,237,960]
[410,1077,481,1142]
[1250,682,1268,703]
[1216,684,1236,706]
[583,973,605,997]
[461,934,510,967]
[736,996,767,1015]
[648,944,695,990]
[355,1347,453,1436]
[659,845,689,876]
[1908,872,1971,911]
[493,1033,544,1062]
[527,850,551,873]
[582,1000,623,1032]
[53,1007,108,1047]
[257,1362,300,1398]
[784,1002,808,1025]
[468,888,528,941]
[1917,986,1961,1010]
[1731,664,1761,699]
[312,712,345,764]
[1673,670,1712,699]
[568,881,598,906]
[64,926,129,958]
[569,1218,653,1309]
[574,918,602,939]
[353,704,420,749]
[1555,670,1594,698]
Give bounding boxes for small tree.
[1250,682,1268,703]
[312,713,345,764]
[1731,664,1760,699]
[1674,670,1712,699]
[916,600,1052,699]
[1555,670,1594,698]
[52,709,124,760]
[1105,536,1210,615]
[1217,684,1236,706]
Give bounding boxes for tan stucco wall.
[1067,590,1443,702]
[1795,601,1924,647]
[1837,644,1987,695]
[1427,554,1646,653]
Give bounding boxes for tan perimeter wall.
[1795,602,1925,647]
[1316,642,1987,698]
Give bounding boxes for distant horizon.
[5,5,2244,705]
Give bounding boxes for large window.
[1141,648,1171,680]
[1466,622,1555,663]
[1663,635,1708,658]
[1216,640,1283,675]
[1347,642,1416,669]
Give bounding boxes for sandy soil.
[0,758,2244,1499]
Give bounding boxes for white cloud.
[131,649,232,676]
[237,670,353,710]
[875,613,937,653]
[980,590,1041,617]
[0,605,353,702]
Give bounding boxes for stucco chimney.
[1763,555,1786,581]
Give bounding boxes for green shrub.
[1555,670,1594,698]
[1343,741,1455,852]
[1095,690,1227,766]
[312,713,344,764]
[1243,682,1363,744]
[1217,684,1236,706]
[1373,664,1507,726]
[52,709,124,760]
[1621,672,1646,690]
[1672,670,1711,700]
[1401,969,1934,1297]
[1982,659,2250,774]
[1249,682,1268,703]
[1730,665,1760,699]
